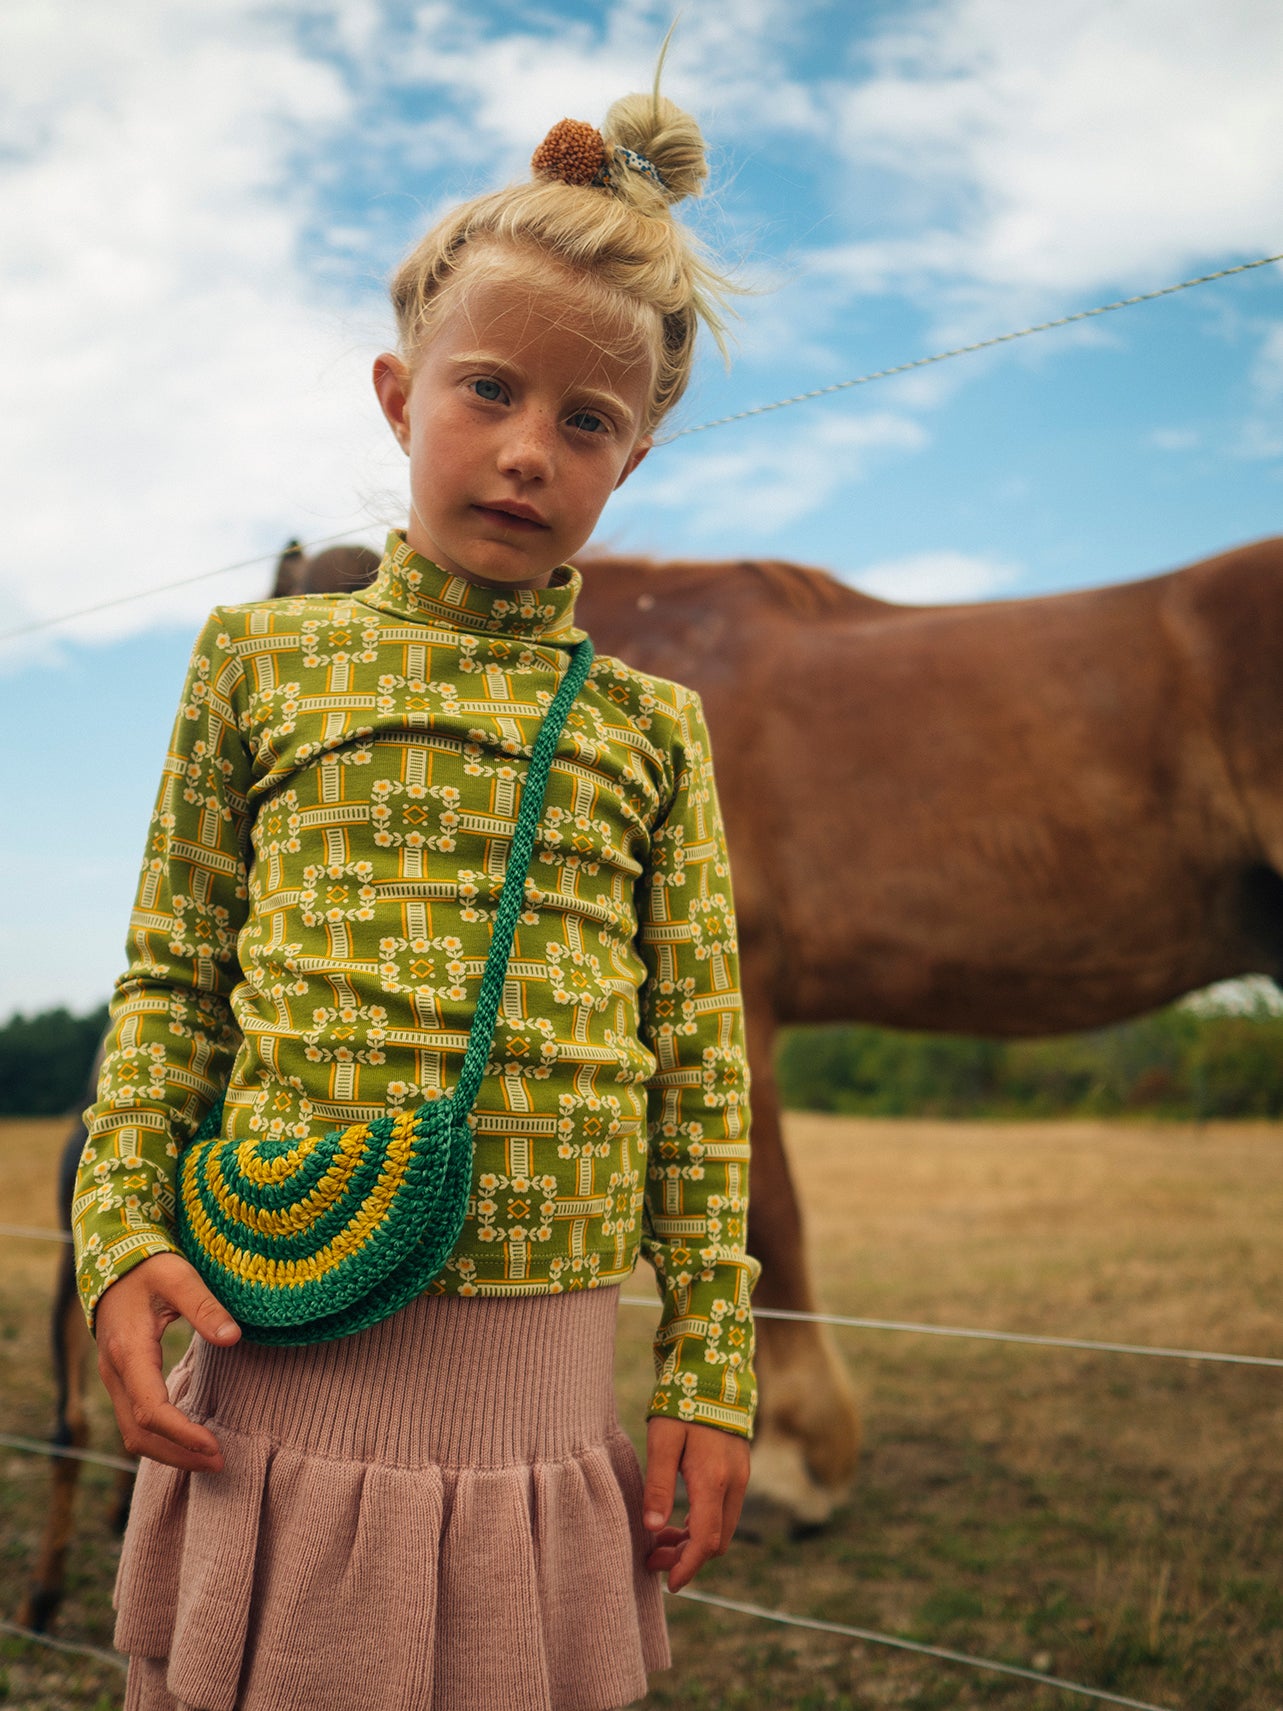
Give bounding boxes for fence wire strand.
[0,527,364,644]
[0,1431,137,1475]
[1,1223,72,1244]
[0,1617,127,1673]
[660,249,1283,441]
[675,1588,1176,1711]
[618,1295,1283,1369]
[3,249,1280,644]
[3,1228,1279,1369]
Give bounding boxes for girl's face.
[374,266,654,591]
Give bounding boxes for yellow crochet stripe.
[203,1121,372,1237]
[240,1119,394,1226]
[178,1114,421,1287]
[233,1134,325,1186]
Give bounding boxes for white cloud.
[7,0,1275,653]
[384,0,822,163]
[616,408,928,536]
[0,0,403,646]
[0,0,828,649]
[845,550,1020,604]
[819,0,1283,319]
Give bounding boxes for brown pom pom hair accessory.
[530,118,667,194]
[530,119,610,188]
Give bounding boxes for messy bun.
[602,91,709,208]
[388,59,735,434]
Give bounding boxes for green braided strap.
[174,638,594,1346]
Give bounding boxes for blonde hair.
[389,75,735,434]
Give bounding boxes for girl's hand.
[642,1417,751,1592]
[94,1252,241,1471]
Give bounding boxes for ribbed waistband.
[180,1286,623,1470]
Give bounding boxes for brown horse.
[27,534,1282,1629]
[280,532,1283,1520]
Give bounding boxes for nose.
[499,405,556,483]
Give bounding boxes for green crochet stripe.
[175,638,594,1344]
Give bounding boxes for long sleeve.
[638,689,759,1438]
[73,612,254,1324]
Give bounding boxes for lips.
[476,500,549,530]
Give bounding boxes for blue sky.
[3,0,1283,1013]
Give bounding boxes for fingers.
[666,1455,728,1592]
[101,1327,224,1466]
[643,1525,689,1575]
[722,1478,747,1548]
[642,1420,752,1592]
[100,1363,225,1471]
[643,1418,684,1532]
[94,1255,236,1471]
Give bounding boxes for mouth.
[474,501,549,531]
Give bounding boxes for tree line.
[0,1005,109,1117]
[2,995,1283,1121]
[776,995,1283,1120]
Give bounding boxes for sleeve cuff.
[646,1377,756,1439]
[76,1231,181,1328]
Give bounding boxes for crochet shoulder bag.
[175,638,594,1346]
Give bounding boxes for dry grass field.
[5,1112,1283,1709]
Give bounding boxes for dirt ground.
[4,1113,1283,1709]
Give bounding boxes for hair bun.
[602,92,709,206]
[531,119,608,188]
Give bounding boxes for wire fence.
[3,245,1279,647]
[6,1220,1280,1705]
[675,1588,1175,1711]
[660,249,1283,441]
[0,1617,126,1674]
[0,528,364,645]
[9,1225,1279,1371]
[622,1298,1283,1370]
[0,1431,137,1475]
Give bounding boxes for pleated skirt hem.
[114,1286,668,1711]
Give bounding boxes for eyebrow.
[445,351,637,427]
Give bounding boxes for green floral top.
[73,533,758,1436]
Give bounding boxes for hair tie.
[613,146,665,190]
[531,120,667,195]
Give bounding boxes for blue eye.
[568,411,605,433]
[473,378,504,401]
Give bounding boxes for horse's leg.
[745,996,862,1527]
[18,1249,91,1631]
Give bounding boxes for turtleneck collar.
[356,531,587,644]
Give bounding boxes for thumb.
[163,1262,241,1346]
[643,1420,684,1533]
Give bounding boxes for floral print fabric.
[74,533,758,1436]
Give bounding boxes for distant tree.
[776,998,1283,1121]
[0,1004,109,1117]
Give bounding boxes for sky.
[3,0,1283,1014]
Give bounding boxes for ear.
[373,354,412,454]
[615,435,653,490]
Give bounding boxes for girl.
[74,72,757,1711]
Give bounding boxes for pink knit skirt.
[115,1287,669,1711]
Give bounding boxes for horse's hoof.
[749,1429,851,1530]
[15,1584,61,1634]
[738,1487,841,1545]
